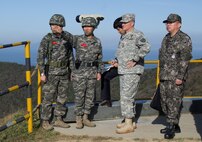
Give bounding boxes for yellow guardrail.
[144,60,160,87]
[0,41,33,133]
[145,60,202,98]
[37,59,202,108]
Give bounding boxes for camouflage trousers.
[119,74,140,118]
[41,74,69,120]
[160,80,184,124]
[73,74,96,116]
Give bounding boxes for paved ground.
[54,113,202,141]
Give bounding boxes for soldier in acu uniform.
[115,13,150,134]
[159,14,192,139]
[37,14,74,130]
[72,16,103,129]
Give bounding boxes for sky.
[0,0,202,65]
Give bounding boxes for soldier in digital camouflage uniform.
[72,16,102,129]
[37,14,74,130]
[159,14,192,139]
[115,13,150,134]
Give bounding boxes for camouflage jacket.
[116,28,150,74]
[37,31,74,75]
[159,30,192,81]
[72,35,102,76]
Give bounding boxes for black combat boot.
[174,124,181,133]
[160,124,181,134]
[164,124,175,139]
[160,126,168,134]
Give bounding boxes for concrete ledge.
[63,98,202,122]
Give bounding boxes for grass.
[0,111,60,142]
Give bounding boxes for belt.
[81,61,98,67]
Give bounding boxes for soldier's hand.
[113,62,118,67]
[127,60,136,68]
[110,60,117,66]
[176,79,183,85]
[96,73,101,81]
[70,74,75,81]
[41,75,47,82]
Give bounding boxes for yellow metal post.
[37,68,42,118]
[25,41,33,133]
[156,60,160,87]
[27,98,32,133]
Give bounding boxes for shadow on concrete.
[63,98,202,124]
[151,112,167,126]
[190,99,202,140]
[89,102,99,120]
[134,103,143,123]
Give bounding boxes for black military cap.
[113,17,122,29]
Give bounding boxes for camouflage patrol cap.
[163,13,182,23]
[49,14,66,27]
[120,13,135,23]
[81,17,97,28]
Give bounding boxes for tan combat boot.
[53,117,70,128]
[83,114,96,127]
[116,118,134,134]
[76,116,83,129]
[42,120,54,131]
[117,121,137,129]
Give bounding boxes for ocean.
[0,44,201,69]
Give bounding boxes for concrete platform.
[63,98,202,122]
[55,113,202,141]
[54,98,202,140]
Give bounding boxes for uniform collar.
[167,30,181,39]
[82,34,96,41]
[122,28,135,39]
[51,31,64,39]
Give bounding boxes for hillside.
[0,61,202,118]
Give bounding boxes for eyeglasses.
[122,21,132,25]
